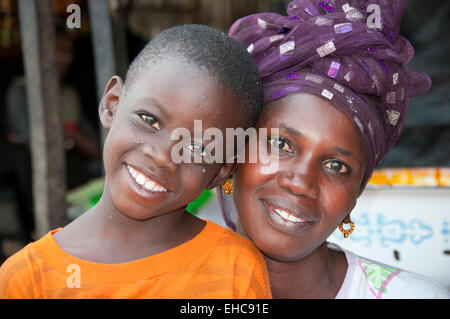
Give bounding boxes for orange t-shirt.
[0,220,271,299]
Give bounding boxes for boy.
[0,25,270,298]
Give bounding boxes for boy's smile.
[233,93,366,262]
[100,58,243,221]
[124,163,169,202]
[126,164,168,192]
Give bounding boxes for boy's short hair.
[124,24,262,127]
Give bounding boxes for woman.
[218,0,450,298]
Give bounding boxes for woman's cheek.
[258,155,280,175]
[321,186,356,221]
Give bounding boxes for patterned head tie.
[229,0,431,189]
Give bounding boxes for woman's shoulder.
[347,249,449,299]
[329,243,450,299]
[392,268,450,298]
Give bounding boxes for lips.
[124,163,171,201]
[126,164,167,192]
[261,198,315,232]
[272,207,306,223]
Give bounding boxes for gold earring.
[222,179,233,194]
[339,220,355,238]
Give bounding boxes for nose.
[277,163,319,199]
[141,143,177,172]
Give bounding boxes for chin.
[255,245,297,263]
[250,230,314,263]
[111,197,156,220]
[118,209,151,221]
[122,211,155,221]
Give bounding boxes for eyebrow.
[333,146,363,167]
[279,122,363,167]
[278,123,303,137]
[134,97,167,117]
[333,146,352,157]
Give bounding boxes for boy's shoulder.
[204,219,263,256]
[199,220,271,298]
[0,231,56,298]
[201,220,264,263]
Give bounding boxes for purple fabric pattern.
[228,0,432,189]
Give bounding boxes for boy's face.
[100,58,243,220]
[233,93,366,262]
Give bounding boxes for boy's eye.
[323,160,350,174]
[186,143,209,161]
[186,143,204,155]
[140,113,160,131]
[268,136,293,153]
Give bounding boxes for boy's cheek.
[178,164,216,190]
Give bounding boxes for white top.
[330,244,450,299]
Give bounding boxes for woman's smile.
[260,198,315,233]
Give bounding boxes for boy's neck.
[94,190,186,240]
[264,242,347,299]
[54,187,206,264]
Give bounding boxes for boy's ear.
[99,76,124,130]
[206,163,237,190]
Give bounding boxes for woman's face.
[233,93,366,262]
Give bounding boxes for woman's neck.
[264,242,348,299]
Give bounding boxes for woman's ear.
[343,200,357,223]
[342,213,352,224]
[358,183,367,197]
[206,163,237,190]
[99,76,124,130]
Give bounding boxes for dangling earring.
[339,219,355,238]
[222,179,233,194]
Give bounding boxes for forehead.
[124,58,243,128]
[260,93,364,152]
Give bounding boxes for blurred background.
[0,0,449,288]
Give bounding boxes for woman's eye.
[269,137,292,153]
[140,114,160,131]
[324,160,350,174]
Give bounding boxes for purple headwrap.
[229,0,431,188]
[219,0,432,230]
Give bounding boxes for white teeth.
[136,174,146,185]
[127,165,167,192]
[144,181,155,190]
[274,208,304,223]
[287,214,303,223]
[128,166,138,178]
